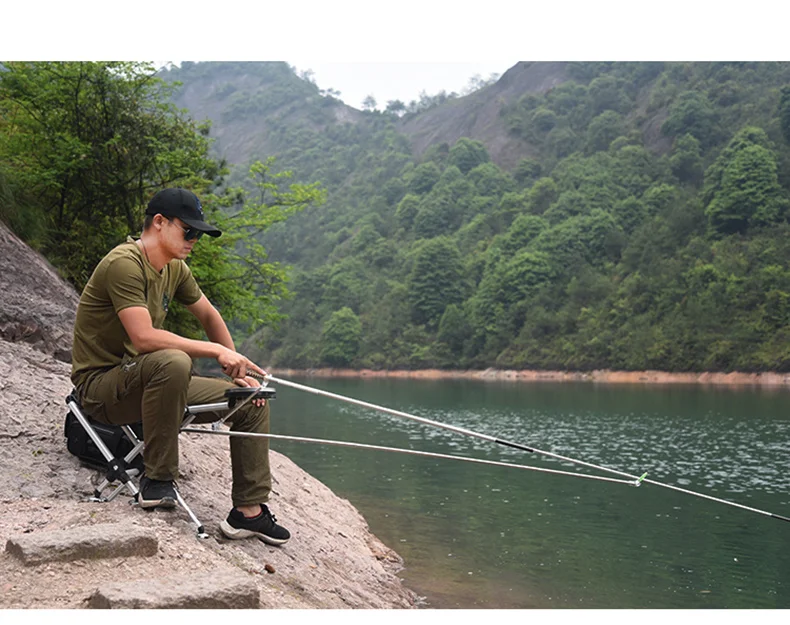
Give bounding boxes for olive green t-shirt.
[71,237,203,388]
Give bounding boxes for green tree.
[670,133,704,185]
[0,61,222,286]
[530,107,558,133]
[408,237,465,327]
[661,91,719,147]
[447,138,490,174]
[467,162,514,197]
[413,189,461,238]
[503,214,549,253]
[395,193,421,230]
[585,111,624,153]
[546,127,579,159]
[588,75,628,115]
[169,157,325,341]
[408,162,442,194]
[385,99,406,116]
[780,86,790,145]
[527,177,559,214]
[705,143,789,234]
[437,303,470,356]
[513,158,542,185]
[320,307,362,366]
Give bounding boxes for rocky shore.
[271,367,790,389]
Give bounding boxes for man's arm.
[187,296,269,404]
[117,303,264,379]
[186,295,235,351]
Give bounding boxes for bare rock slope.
[0,222,78,362]
[0,221,417,609]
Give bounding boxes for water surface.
[267,377,790,608]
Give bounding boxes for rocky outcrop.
[87,570,262,609]
[0,337,418,609]
[0,220,418,609]
[5,522,158,566]
[0,221,78,362]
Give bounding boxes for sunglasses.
[171,220,204,241]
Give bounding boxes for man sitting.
[70,187,289,545]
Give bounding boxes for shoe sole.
[219,519,290,545]
[138,496,177,509]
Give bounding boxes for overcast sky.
[290,62,514,110]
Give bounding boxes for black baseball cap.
[146,188,222,237]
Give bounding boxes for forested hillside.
[219,61,790,373]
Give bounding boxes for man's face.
[161,217,199,259]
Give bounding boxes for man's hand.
[217,347,267,381]
[233,375,268,407]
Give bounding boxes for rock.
[0,221,79,362]
[5,522,158,565]
[87,570,260,609]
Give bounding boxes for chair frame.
[65,385,276,539]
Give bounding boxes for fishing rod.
[236,372,790,524]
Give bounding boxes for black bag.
[64,411,145,473]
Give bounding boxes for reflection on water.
[269,378,790,608]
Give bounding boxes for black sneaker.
[220,505,290,545]
[138,476,177,509]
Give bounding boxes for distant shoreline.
[269,367,790,389]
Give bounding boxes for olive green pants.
[76,349,271,507]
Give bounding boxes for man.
[70,187,289,545]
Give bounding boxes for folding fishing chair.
[64,384,276,538]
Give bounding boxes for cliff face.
[0,221,417,609]
[0,221,78,362]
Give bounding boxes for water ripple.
[337,401,790,496]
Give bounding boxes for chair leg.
[173,488,209,539]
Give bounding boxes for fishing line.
[261,374,637,480]
[247,373,790,524]
[180,427,637,486]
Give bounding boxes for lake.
[266,376,790,609]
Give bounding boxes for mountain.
[162,61,573,172]
[163,61,367,168]
[162,62,790,374]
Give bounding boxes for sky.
[289,62,513,111]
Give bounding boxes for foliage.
[0,61,221,287]
[661,91,720,147]
[170,159,325,341]
[703,127,788,235]
[447,138,490,174]
[320,307,362,366]
[781,86,790,145]
[407,237,465,328]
